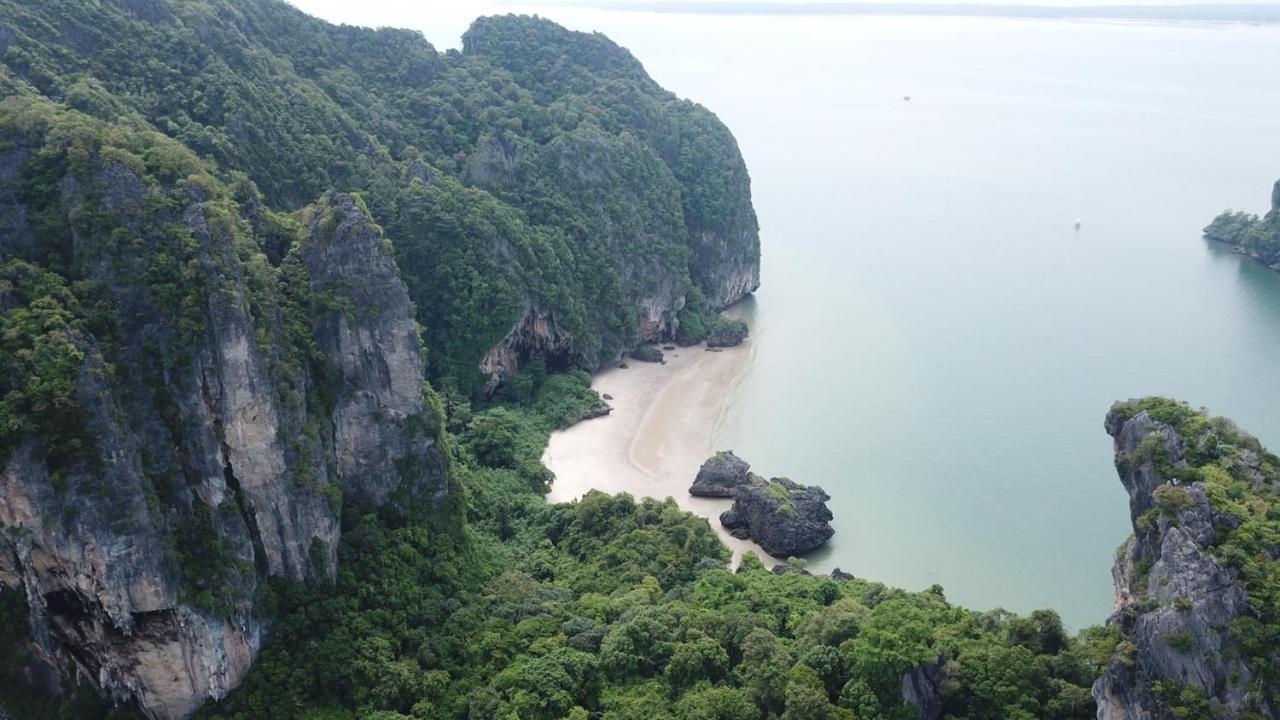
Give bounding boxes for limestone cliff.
[0,98,450,719]
[1093,399,1278,720]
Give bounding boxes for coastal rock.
[706,319,749,348]
[630,346,664,363]
[830,568,856,581]
[770,563,812,576]
[719,476,834,558]
[1204,178,1280,271]
[689,451,759,497]
[1092,400,1274,720]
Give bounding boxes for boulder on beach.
[719,476,834,558]
[706,319,748,348]
[630,345,664,363]
[689,451,758,497]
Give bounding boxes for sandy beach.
[542,335,772,564]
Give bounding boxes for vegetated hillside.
[0,0,760,716]
[0,0,760,395]
[0,92,453,718]
[1205,180,1280,271]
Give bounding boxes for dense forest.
[1,1,1279,719]
[0,0,759,396]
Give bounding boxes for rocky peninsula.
[1204,179,1280,270]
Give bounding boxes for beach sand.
[542,336,772,565]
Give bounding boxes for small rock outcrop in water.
[1204,178,1280,270]
[717,474,835,557]
[630,346,664,363]
[689,451,758,497]
[1093,399,1278,720]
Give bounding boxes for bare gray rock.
[690,451,758,497]
[901,653,946,720]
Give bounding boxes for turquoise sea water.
[572,13,1280,630]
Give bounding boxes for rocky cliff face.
[0,99,451,719]
[1093,400,1277,720]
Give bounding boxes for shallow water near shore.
[532,12,1280,630]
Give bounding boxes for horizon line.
[504,1,1280,22]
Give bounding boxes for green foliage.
[1165,630,1194,654]
[1116,398,1280,698]
[1204,180,1280,268]
[184,383,1097,720]
[463,370,603,490]
[0,0,759,390]
[0,260,94,470]
[674,285,749,346]
[1153,485,1195,516]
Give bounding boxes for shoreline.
[542,335,773,565]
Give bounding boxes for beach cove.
[542,329,772,564]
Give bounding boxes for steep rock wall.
[1093,401,1276,720]
[0,100,451,719]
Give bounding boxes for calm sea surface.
[532,12,1280,630]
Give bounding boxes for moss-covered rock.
[629,345,664,363]
[719,474,834,558]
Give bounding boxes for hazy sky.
[286,0,1280,49]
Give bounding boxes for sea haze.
[522,10,1280,630]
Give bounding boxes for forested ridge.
[0,0,759,395]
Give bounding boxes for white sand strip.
[542,337,771,565]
